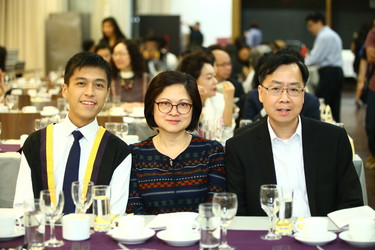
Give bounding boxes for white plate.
[147,212,199,230]
[339,231,375,248]
[109,227,155,245]
[157,230,200,247]
[0,227,25,241]
[294,231,337,246]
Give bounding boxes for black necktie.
[63,130,84,213]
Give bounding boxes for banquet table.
[0,216,362,250]
[0,113,155,141]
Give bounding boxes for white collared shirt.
[267,116,311,217]
[14,116,132,215]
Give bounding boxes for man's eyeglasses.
[155,101,192,114]
[260,84,305,97]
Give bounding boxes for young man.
[14,52,131,215]
[226,53,363,217]
[305,12,344,122]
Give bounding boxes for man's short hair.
[144,71,202,132]
[258,53,309,86]
[64,52,111,88]
[306,12,326,25]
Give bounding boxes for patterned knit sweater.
[126,135,227,214]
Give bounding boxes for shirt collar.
[62,116,99,143]
[267,116,302,142]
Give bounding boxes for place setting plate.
[156,230,200,247]
[339,231,375,248]
[108,227,155,245]
[294,231,337,246]
[0,227,25,241]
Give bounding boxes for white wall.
[169,0,232,47]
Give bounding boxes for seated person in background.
[142,36,178,79]
[178,50,235,144]
[82,39,95,52]
[95,42,112,63]
[226,52,363,217]
[14,52,132,215]
[0,46,8,102]
[126,71,227,215]
[243,50,320,122]
[111,39,148,112]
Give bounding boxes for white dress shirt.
[267,116,311,217]
[14,116,132,215]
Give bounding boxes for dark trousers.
[316,67,344,122]
[366,89,375,155]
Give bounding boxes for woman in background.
[0,46,8,102]
[178,51,235,144]
[126,71,227,214]
[99,17,126,49]
[111,39,147,112]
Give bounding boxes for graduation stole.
[45,124,106,202]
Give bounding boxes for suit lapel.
[256,117,277,184]
[301,117,319,214]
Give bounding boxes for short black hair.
[64,52,111,88]
[144,71,202,132]
[306,12,325,25]
[178,50,214,79]
[94,41,111,53]
[258,53,309,86]
[0,46,7,71]
[82,39,95,52]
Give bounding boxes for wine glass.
[71,181,94,214]
[260,184,282,240]
[6,95,18,111]
[115,122,129,139]
[213,192,238,250]
[39,189,65,247]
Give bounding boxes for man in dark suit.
[226,53,363,216]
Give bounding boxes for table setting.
[1,183,375,250]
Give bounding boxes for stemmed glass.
[71,181,94,214]
[213,192,238,250]
[6,95,18,111]
[39,189,65,247]
[115,122,128,140]
[260,184,282,240]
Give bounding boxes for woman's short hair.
[144,71,202,132]
[178,50,214,80]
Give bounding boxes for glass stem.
[49,219,57,242]
[269,215,274,235]
[221,225,228,246]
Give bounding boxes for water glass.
[104,122,117,135]
[93,185,111,232]
[213,193,238,250]
[276,187,293,236]
[115,122,128,139]
[199,203,221,249]
[24,199,45,250]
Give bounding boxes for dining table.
[0,215,364,250]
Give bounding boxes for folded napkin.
[327,205,375,229]
[146,212,198,230]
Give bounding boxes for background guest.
[178,51,235,144]
[126,71,227,215]
[95,42,111,63]
[0,46,7,102]
[305,12,344,122]
[111,39,147,112]
[99,17,126,49]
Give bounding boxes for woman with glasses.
[126,71,227,214]
[111,39,148,112]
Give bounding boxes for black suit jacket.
[225,116,363,216]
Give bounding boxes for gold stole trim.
[46,124,106,203]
